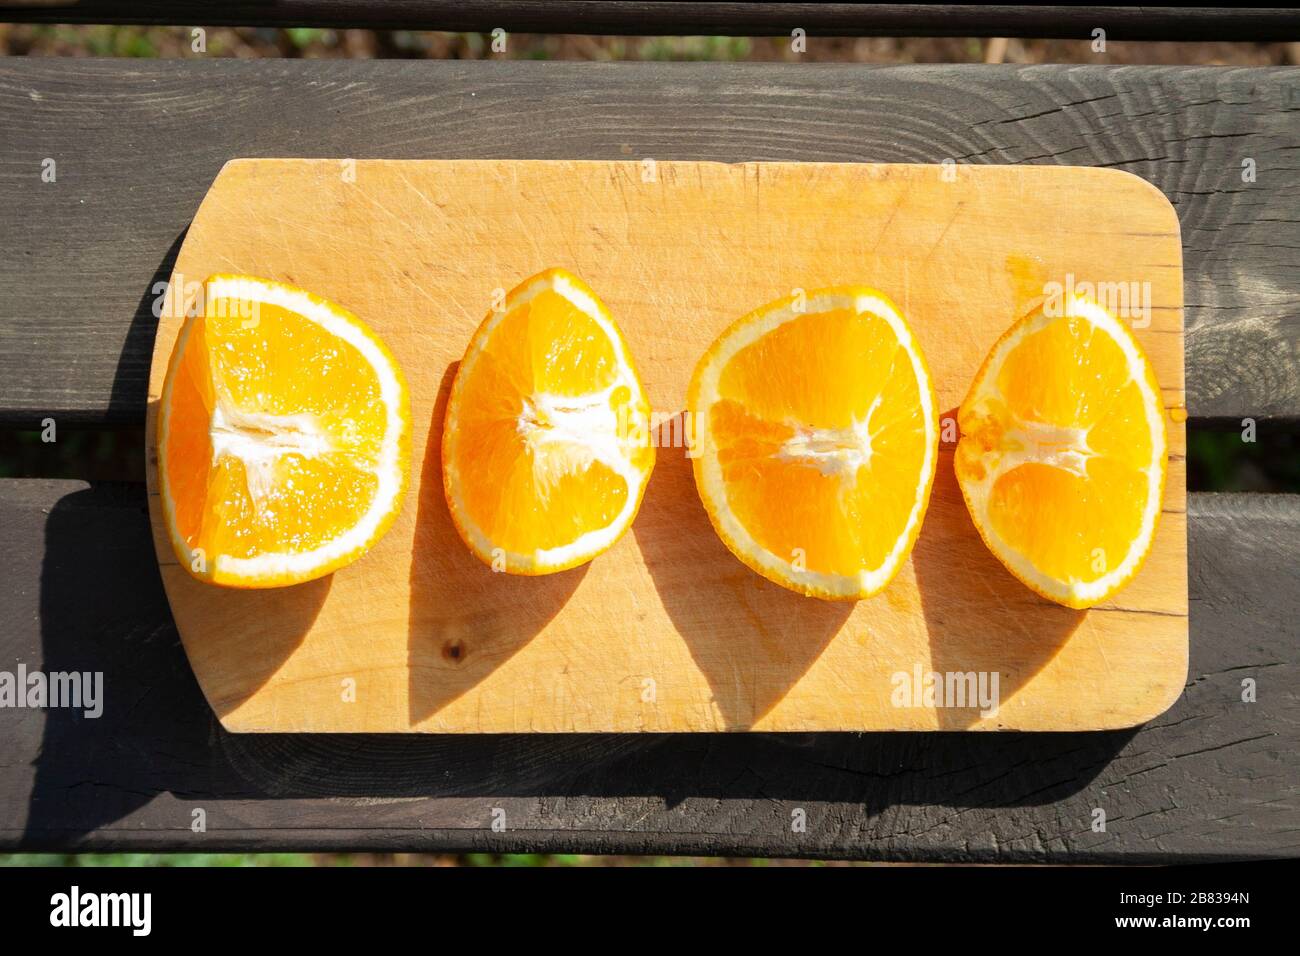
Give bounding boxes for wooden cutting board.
[145,159,1187,733]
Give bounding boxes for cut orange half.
[955,296,1167,609]
[687,288,939,600]
[158,275,411,588]
[441,268,654,574]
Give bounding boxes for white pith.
[520,389,623,469]
[992,420,1093,480]
[959,296,1166,605]
[776,395,880,478]
[209,401,336,513]
[693,290,938,599]
[159,275,407,582]
[446,272,652,570]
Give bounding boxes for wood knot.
[442,639,468,663]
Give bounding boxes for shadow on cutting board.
[406,363,587,727]
[913,438,1085,730]
[634,413,853,729]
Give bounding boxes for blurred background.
[2,23,1299,63]
[1,25,1296,867]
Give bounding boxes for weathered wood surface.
[0,60,1297,426]
[2,3,1297,42]
[0,479,1293,860]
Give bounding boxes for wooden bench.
[1,5,1297,861]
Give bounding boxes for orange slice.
[687,288,939,600]
[442,268,654,574]
[158,275,411,588]
[955,296,1167,608]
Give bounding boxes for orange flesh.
[957,314,1158,583]
[164,297,387,561]
[450,287,643,556]
[708,309,930,577]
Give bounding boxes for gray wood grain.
[0,478,1294,861]
[2,3,1296,41]
[0,59,1297,426]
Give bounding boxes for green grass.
[0,853,314,867]
[639,36,752,61]
[1187,426,1300,492]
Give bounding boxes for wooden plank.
[2,3,1297,42]
[147,157,1187,733]
[0,478,1294,860]
[0,60,1295,427]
